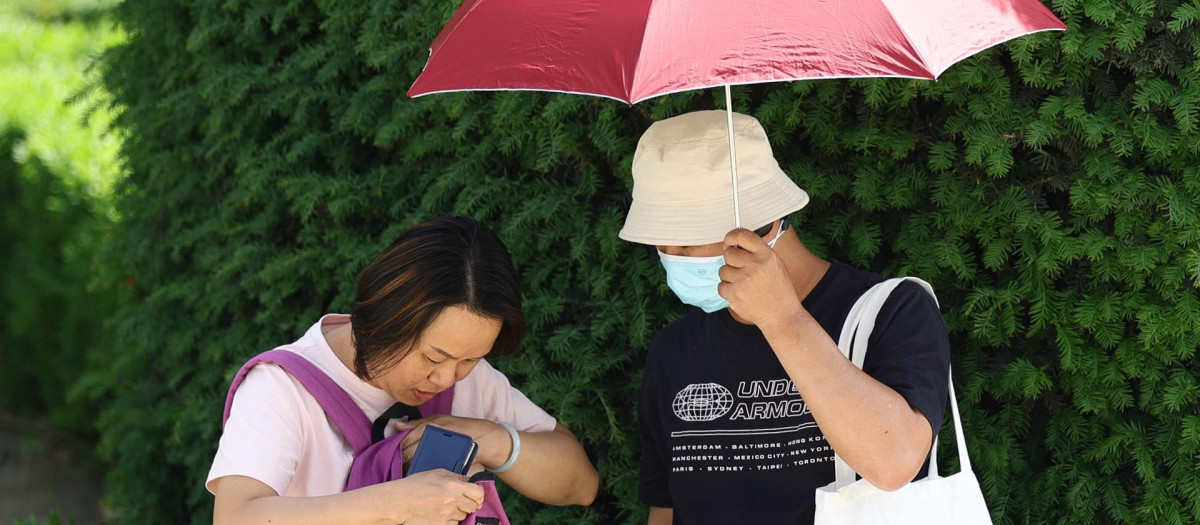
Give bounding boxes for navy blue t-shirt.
[637,260,951,524]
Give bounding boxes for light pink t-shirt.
[206,314,557,497]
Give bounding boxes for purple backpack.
[222,349,510,525]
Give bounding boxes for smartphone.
[406,424,478,476]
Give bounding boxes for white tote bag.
[813,277,993,525]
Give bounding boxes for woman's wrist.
[480,420,516,470]
[486,422,520,473]
[374,478,412,525]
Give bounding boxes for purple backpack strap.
[222,349,373,454]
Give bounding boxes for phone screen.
[406,424,479,475]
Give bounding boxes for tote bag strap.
[833,277,972,489]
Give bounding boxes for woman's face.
[372,305,501,405]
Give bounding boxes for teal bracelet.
[487,422,521,473]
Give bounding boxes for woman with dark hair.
[207,216,598,525]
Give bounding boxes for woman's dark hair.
[349,215,525,380]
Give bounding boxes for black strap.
[371,402,423,443]
[468,471,495,483]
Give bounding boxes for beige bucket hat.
[619,110,810,246]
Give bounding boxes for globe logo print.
[672,383,734,422]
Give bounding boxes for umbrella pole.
[725,84,741,229]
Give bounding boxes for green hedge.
[93,0,1199,523]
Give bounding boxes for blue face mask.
[658,225,786,313]
[658,251,730,312]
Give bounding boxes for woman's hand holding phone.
[398,415,511,470]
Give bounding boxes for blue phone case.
[407,424,478,475]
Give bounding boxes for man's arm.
[718,229,934,490]
[757,309,932,490]
[648,506,674,525]
[638,343,676,517]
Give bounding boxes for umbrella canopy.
[407,0,1066,228]
[407,0,1066,104]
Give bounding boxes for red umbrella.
[408,0,1066,226]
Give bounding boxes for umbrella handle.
[725,85,742,229]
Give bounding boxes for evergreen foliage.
[94,0,1198,523]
